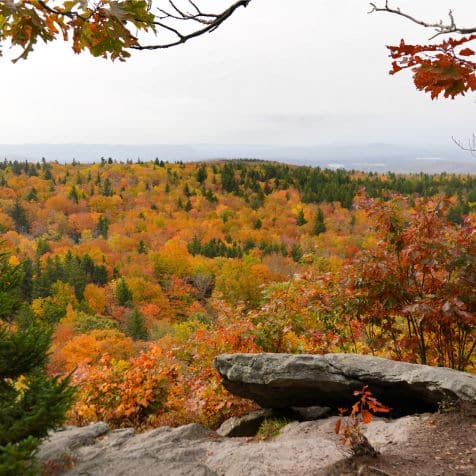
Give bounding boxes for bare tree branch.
[369,1,476,39]
[452,134,476,157]
[133,0,253,50]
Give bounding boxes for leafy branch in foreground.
[370,2,476,99]
[0,1,251,62]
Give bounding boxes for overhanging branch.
[133,0,253,50]
[369,1,476,40]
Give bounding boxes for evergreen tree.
[126,308,148,341]
[253,218,262,230]
[296,208,307,226]
[116,278,132,307]
[183,183,191,197]
[43,168,53,181]
[221,163,238,193]
[188,236,202,256]
[96,216,109,239]
[291,243,303,263]
[0,248,74,474]
[20,259,33,303]
[10,202,30,234]
[26,188,38,202]
[312,207,326,235]
[68,185,80,204]
[196,165,208,184]
[137,240,147,254]
[102,178,113,197]
[36,237,50,257]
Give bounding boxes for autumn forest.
[0,158,474,434]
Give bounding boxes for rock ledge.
[214,353,476,414]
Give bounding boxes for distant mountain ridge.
[1,143,475,173]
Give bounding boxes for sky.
[0,0,475,148]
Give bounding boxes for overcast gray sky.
[0,0,474,147]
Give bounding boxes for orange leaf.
[459,48,475,56]
[362,410,373,424]
[335,419,342,434]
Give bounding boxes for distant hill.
[1,143,475,173]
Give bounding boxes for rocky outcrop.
[214,353,476,414]
[39,416,427,476]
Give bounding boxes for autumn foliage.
[0,159,474,430]
[335,385,391,456]
[389,35,476,99]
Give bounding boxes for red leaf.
[459,48,475,56]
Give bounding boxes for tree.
[196,165,208,184]
[370,2,476,100]
[116,278,133,307]
[126,308,149,341]
[26,187,38,202]
[102,178,113,197]
[312,207,326,235]
[96,215,110,238]
[296,208,307,226]
[291,243,303,263]
[0,247,74,474]
[9,202,30,234]
[341,194,475,370]
[0,1,251,62]
[137,240,147,254]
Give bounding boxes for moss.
[255,418,290,441]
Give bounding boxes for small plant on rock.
[256,418,290,441]
[335,385,391,457]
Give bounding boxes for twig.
[369,1,476,40]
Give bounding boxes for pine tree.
[291,243,303,263]
[312,207,326,235]
[102,178,113,197]
[183,183,191,197]
[188,236,202,256]
[0,248,74,474]
[296,208,307,226]
[96,216,109,239]
[10,202,30,234]
[68,185,80,204]
[137,240,147,254]
[26,188,38,202]
[196,165,208,184]
[253,218,262,230]
[126,308,148,341]
[116,278,133,307]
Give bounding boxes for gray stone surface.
[214,353,476,414]
[38,422,109,465]
[38,415,427,476]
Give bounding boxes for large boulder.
[214,353,476,414]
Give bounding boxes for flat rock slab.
[214,353,476,414]
[39,416,425,476]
